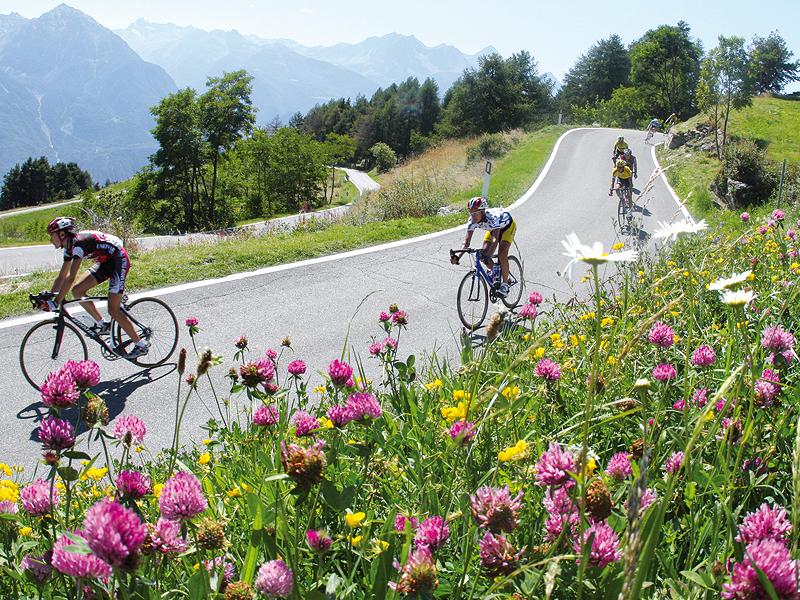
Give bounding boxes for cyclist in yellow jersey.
[612,136,628,162]
[663,112,678,130]
[609,159,633,198]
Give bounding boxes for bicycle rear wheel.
[457,271,489,331]
[617,195,627,229]
[501,256,524,309]
[113,297,179,367]
[20,319,88,390]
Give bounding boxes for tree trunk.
[210,153,219,226]
[722,93,732,153]
[330,166,335,204]
[713,103,721,160]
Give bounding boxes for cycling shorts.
[618,177,632,190]
[88,248,130,294]
[484,218,517,244]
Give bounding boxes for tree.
[697,57,723,156]
[630,22,702,117]
[417,78,440,136]
[322,133,356,203]
[199,70,256,226]
[559,35,630,110]
[370,142,397,173]
[701,36,754,157]
[749,31,800,93]
[261,128,328,212]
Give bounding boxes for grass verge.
[0,124,567,320]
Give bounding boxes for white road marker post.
[482,161,492,200]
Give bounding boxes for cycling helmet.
[467,196,487,211]
[616,159,627,169]
[617,136,624,141]
[47,216,76,235]
[623,149,632,157]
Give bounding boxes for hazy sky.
[3,0,799,86]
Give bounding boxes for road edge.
[650,142,693,222]
[1,127,582,330]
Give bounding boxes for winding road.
[0,128,680,470]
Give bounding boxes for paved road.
[0,204,352,277]
[0,128,680,470]
[339,167,381,195]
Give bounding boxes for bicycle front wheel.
[457,271,489,330]
[113,297,179,367]
[501,256,525,309]
[20,319,88,390]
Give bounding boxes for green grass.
[658,96,800,218]
[0,126,567,321]
[0,203,84,247]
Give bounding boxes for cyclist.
[663,112,678,130]
[609,159,634,204]
[44,217,149,359]
[622,148,638,179]
[612,136,628,162]
[451,197,516,298]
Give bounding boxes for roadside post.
[777,158,786,208]
[482,161,492,200]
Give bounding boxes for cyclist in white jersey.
[451,196,517,297]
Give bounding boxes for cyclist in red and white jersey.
[44,217,148,358]
[450,196,517,298]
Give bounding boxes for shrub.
[370,142,397,173]
[346,176,451,224]
[713,140,778,207]
[466,133,513,162]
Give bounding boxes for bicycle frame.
[46,296,138,360]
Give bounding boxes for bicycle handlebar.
[449,248,480,257]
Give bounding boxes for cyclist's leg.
[106,251,140,344]
[72,271,103,322]
[497,221,516,282]
[482,231,496,270]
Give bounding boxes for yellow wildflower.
[318,417,334,429]
[498,440,528,462]
[585,458,597,475]
[606,355,617,365]
[349,535,363,547]
[0,479,19,503]
[198,453,211,465]
[227,487,241,498]
[241,482,253,493]
[703,411,715,422]
[424,379,443,391]
[19,527,33,537]
[314,385,326,394]
[523,333,531,342]
[0,463,12,477]
[373,539,390,554]
[638,270,645,278]
[82,467,108,482]
[346,512,366,528]
[441,401,468,422]
[580,312,595,321]
[550,333,562,344]
[202,438,212,446]
[153,483,164,498]
[502,386,521,401]
[611,242,625,251]
[600,317,614,328]
[534,347,546,359]
[452,390,471,402]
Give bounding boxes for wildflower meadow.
[0,207,798,599]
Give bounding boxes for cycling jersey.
[649,119,661,129]
[614,141,628,154]
[612,166,633,180]
[63,231,124,263]
[63,231,129,294]
[467,208,513,232]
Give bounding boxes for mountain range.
[0,4,544,183]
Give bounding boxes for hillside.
[657,95,800,216]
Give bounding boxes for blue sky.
[4,0,799,88]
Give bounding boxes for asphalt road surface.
[0,128,680,471]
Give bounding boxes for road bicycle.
[449,248,524,330]
[611,183,634,232]
[20,292,179,390]
[645,124,663,143]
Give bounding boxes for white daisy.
[653,218,708,241]
[561,233,638,279]
[720,289,755,307]
[708,270,752,291]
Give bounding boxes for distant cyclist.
[622,148,638,179]
[663,112,678,130]
[612,136,628,162]
[609,159,634,202]
[45,217,149,359]
[451,197,516,298]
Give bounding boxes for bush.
[713,140,778,207]
[370,142,397,173]
[466,133,514,162]
[346,176,451,224]
[80,188,140,249]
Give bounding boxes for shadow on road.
[18,363,177,441]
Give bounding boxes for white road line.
[1,128,583,331]
[650,142,692,222]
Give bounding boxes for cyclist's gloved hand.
[608,190,613,196]
[450,254,460,265]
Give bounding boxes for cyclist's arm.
[633,157,638,177]
[52,258,82,305]
[462,228,475,249]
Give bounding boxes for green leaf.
[680,570,714,589]
[245,492,263,531]
[57,466,80,482]
[62,450,91,461]
[187,568,210,600]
